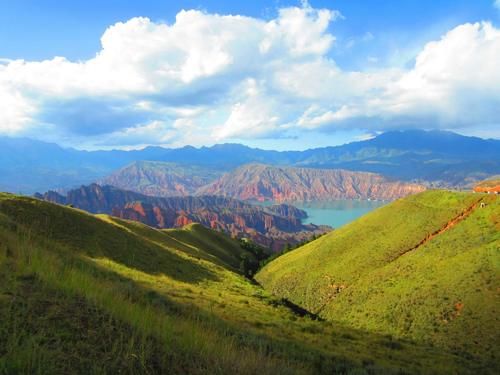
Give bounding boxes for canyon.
[35,184,329,251]
[101,161,426,202]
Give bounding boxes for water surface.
[253,199,387,228]
[293,200,387,228]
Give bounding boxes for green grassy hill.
[256,190,499,372]
[0,193,489,374]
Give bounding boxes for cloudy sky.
[1,0,499,150]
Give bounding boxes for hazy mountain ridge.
[198,163,426,202]
[35,184,329,250]
[100,161,425,202]
[100,161,223,197]
[1,130,498,193]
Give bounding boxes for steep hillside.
[256,191,499,372]
[101,161,223,197]
[0,193,477,374]
[35,184,329,251]
[199,164,425,202]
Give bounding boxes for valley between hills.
[0,188,498,374]
[0,0,499,372]
[0,131,498,374]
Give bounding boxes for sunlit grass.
[257,191,499,373]
[0,192,487,374]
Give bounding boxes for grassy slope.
[256,190,499,372]
[0,269,172,374]
[0,193,480,374]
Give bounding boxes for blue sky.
[0,0,499,150]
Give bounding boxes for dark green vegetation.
[257,191,500,373]
[258,232,328,269]
[0,193,488,374]
[2,130,499,193]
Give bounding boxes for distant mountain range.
[102,161,424,201]
[35,184,329,250]
[1,129,498,193]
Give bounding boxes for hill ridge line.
[388,197,484,262]
[293,196,485,317]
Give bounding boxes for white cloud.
[99,120,176,146]
[213,79,288,140]
[0,3,338,145]
[495,0,500,10]
[365,22,500,127]
[0,70,36,133]
[293,21,500,131]
[0,4,499,148]
[261,4,340,57]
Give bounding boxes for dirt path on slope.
[313,197,484,315]
[389,197,484,262]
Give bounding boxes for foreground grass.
[0,266,172,374]
[0,193,486,374]
[257,190,499,373]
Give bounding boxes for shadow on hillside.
[84,255,492,375]
[1,196,497,374]
[0,197,219,283]
[110,217,241,272]
[0,271,172,374]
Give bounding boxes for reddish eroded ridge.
[473,179,500,194]
[474,185,500,194]
[198,164,426,202]
[112,201,328,251]
[36,184,330,251]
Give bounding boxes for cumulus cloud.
[0,84,35,134]
[0,3,499,148]
[330,22,500,129]
[286,21,500,132]
[0,3,341,146]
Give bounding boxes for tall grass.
[0,193,486,374]
[4,228,310,374]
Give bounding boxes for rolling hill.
[34,184,330,251]
[0,193,482,374]
[198,163,425,202]
[256,190,499,372]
